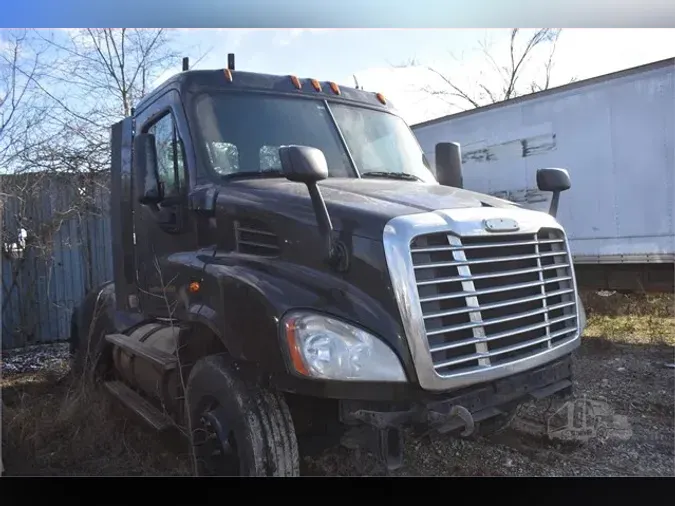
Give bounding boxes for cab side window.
[147,113,185,199]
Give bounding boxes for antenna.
[182,57,189,71]
[353,74,361,90]
[227,53,235,71]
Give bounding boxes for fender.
[73,281,155,353]
[198,255,414,378]
[185,302,223,339]
[75,281,116,340]
[71,281,119,372]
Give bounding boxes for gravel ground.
[2,310,673,477]
[1,342,70,376]
[304,337,674,477]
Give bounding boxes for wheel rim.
[194,403,241,476]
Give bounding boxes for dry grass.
[581,291,675,346]
[1,370,191,476]
[2,291,673,476]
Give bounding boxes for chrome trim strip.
[449,234,490,367]
[426,300,576,337]
[382,207,583,392]
[416,262,571,286]
[411,237,564,253]
[413,250,566,269]
[422,287,574,319]
[419,275,572,303]
[429,313,577,353]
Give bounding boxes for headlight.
[281,312,406,382]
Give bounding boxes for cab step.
[105,333,177,371]
[104,381,174,431]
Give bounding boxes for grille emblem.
[483,217,520,233]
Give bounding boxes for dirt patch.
[581,290,674,319]
[1,370,192,476]
[2,292,673,476]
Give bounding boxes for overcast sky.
[153,28,675,125]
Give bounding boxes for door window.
[147,113,186,198]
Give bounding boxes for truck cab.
[71,57,586,476]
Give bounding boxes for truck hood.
[320,178,520,211]
[219,178,523,240]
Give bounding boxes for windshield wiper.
[360,171,422,182]
[222,169,284,180]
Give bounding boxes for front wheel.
[185,355,300,476]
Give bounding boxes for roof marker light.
[329,82,341,95]
[224,68,233,82]
[376,92,386,104]
[310,79,322,92]
[290,75,302,89]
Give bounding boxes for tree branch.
[399,28,569,113]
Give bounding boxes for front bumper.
[339,353,574,434]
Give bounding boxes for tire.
[185,354,300,477]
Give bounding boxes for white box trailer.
[412,58,675,292]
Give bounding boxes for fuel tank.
[112,323,181,414]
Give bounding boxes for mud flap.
[376,427,403,472]
[340,424,404,472]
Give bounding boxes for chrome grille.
[410,228,578,377]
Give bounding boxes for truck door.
[132,90,198,317]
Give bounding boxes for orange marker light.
[223,68,233,82]
[290,75,302,89]
[329,82,341,95]
[284,319,309,376]
[376,92,386,104]
[189,281,201,293]
[310,79,322,92]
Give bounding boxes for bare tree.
[0,30,51,171]
[402,29,570,112]
[20,29,184,176]
[45,29,179,116]
[1,29,189,347]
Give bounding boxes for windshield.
[194,93,436,182]
[330,103,435,182]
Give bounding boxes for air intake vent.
[234,219,280,257]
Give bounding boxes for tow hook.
[428,405,475,437]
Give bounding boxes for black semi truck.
[70,56,586,476]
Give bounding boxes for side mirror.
[133,133,162,205]
[536,168,571,217]
[536,167,571,193]
[279,145,346,270]
[279,145,329,184]
[435,142,463,189]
